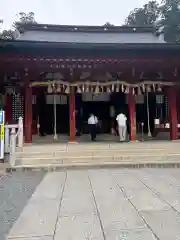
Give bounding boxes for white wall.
[18,30,165,43]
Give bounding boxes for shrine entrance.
[32,87,169,141]
[33,90,128,137]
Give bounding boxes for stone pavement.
[3,168,180,239]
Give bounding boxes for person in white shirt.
[88,113,98,141]
[116,112,127,142]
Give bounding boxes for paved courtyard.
[2,168,180,239]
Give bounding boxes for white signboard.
[46,95,67,105]
[154,119,160,125]
[82,93,110,102]
[136,95,144,104]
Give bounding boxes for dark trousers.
[89,124,97,141]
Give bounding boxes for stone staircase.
[13,141,180,169]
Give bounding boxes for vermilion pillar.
[177,87,180,122]
[25,85,32,143]
[168,86,178,140]
[128,89,136,141]
[5,95,12,124]
[69,87,76,142]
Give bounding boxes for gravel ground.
[0,171,45,240]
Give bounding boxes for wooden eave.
[1,40,180,59]
[0,40,180,84]
[1,39,180,50]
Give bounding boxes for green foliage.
[125,1,160,26]
[159,0,180,42]
[125,0,180,43]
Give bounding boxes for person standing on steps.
[88,113,98,141]
[116,112,127,142]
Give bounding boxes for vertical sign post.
[0,111,5,159]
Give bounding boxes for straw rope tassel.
[95,84,99,94]
[157,85,162,92]
[111,84,115,92]
[138,86,142,95]
[142,84,145,93]
[57,83,61,93]
[125,86,129,94]
[107,85,111,93]
[65,86,70,94]
[77,85,82,93]
[121,84,124,92]
[48,84,53,93]
[132,88,135,95]
[115,84,120,92]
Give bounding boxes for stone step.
[13,142,180,168]
[16,148,167,157]
[13,158,180,170]
[19,145,180,154]
[15,153,180,165]
[21,142,180,152]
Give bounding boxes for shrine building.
[0,23,180,143]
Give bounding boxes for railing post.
[18,117,23,148]
[9,128,16,167]
[5,126,9,153]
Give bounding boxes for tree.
[158,0,180,42]
[0,12,37,40]
[125,0,180,43]
[103,22,114,27]
[13,12,36,29]
[0,29,15,40]
[125,1,160,26]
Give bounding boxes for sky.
[0,0,152,29]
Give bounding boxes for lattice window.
[164,95,169,119]
[156,95,164,104]
[12,95,24,121]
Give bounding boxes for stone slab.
[89,170,146,229]
[7,172,66,239]
[111,172,170,211]
[141,210,180,240]
[60,195,97,215]
[54,214,103,240]
[31,172,66,200]
[7,199,60,239]
[105,227,156,240]
[125,188,170,211]
[8,237,53,240]
[60,170,96,215]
